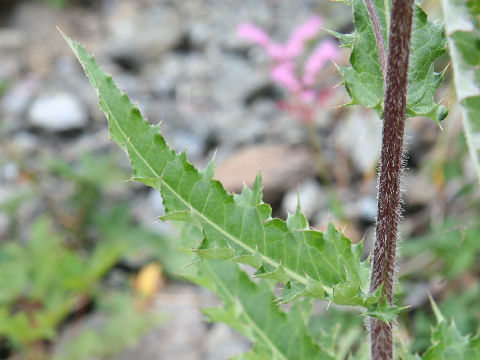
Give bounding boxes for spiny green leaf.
[286,200,309,231]
[442,0,480,180]
[422,297,480,359]
[325,29,355,47]
[60,31,389,312]
[335,0,448,122]
[231,351,271,360]
[159,211,192,222]
[188,259,334,360]
[396,342,422,360]
[365,298,409,324]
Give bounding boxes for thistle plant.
[366,1,414,358]
[59,0,480,358]
[332,0,447,357]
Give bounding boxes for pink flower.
[300,89,315,102]
[303,40,339,86]
[266,43,289,61]
[237,23,271,46]
[236,15,338,117]
[284,16,323,58]
[270,61,301,92]
[238,16,324,61]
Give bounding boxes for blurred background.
[0,0,479,359]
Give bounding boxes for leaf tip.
[428,294,445,324]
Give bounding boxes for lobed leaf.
[187,259,334,360]
[334,0,448,122]
[60,31,387,313]
[441,0,480,180]
[365,299,409,324]
[393,299,480,359]
[421,298,480,359]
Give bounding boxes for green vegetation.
[0,152,165,358]
[60,0,480,354]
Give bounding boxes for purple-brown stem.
[369,0,414,359]
[365,0,387,79]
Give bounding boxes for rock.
[403,281,431,308]
[463,155,479,183]
[28,93,88,132]
[128,190,173,236]
[360,226,376,255]
[1,75,41,117]
[59,130,111,162]
[263,110,307,145]
[115,284,219,360]
[217,108,268,145]
[203,323,250,360]
[149,189,165,216]
[282,178,325,218]
[0,214,10,241]
[151,74,177,98]
[188,22,211,50]
[214,144,317,203]
[106,2,184,64]
[211,55,267,107]
[313,210,363,244]
[0,56,23,85]
[334,108,381,175]
[356,196,378,222]
[405,172,436,208]
[0,29,25,51]
[10,132,39,153]
[404,116,440,168]
[149,55,184,97]
[173,130,205,161]
[1,162,19,182]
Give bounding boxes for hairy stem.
[365,0,387,79]
[369,0,414,359]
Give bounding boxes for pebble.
[114,284,230,360]
[11,132,39,152]
[0,29,25,50]
[106,2,184,64]
[326,195,377,224]
[334,108,382,174]
[405,172,436,208]
[203,323,250,360]
[173,130,205,161]
[1,75,41,116]
[188,23,211,50]
[132,190,173,235]
[282,178,325,218]
[211,55,265,107]
[355,196,378,222]
[1,162,19,182]
[214,144,317,203]
[149,189,166,216]
[0,214,10,240]
[28,92,88,132]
